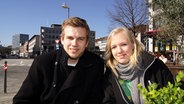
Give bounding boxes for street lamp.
[62,3,70,18]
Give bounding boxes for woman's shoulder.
[148,57,170,73]
[104,67,114,77]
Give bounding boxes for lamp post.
[62,3,70,18]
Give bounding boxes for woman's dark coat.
[13,48,105,104]
[103,51,174,104]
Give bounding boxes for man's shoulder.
[34,51,57,64]
[85,51,103,61]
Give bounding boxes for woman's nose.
[117,46,122,53]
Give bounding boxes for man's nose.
[72,39,77,46]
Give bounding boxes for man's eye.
[78,37,86,41]
[67,37,73,40]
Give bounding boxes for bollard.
[4,61,8,93]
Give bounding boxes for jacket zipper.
[142,57,156,87]
[114,77,129,104]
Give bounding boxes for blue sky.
[0,0,114,46]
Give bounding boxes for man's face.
[61,26,88,60]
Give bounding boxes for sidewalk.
[0,66,29,104]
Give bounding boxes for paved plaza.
[0,59,33,104]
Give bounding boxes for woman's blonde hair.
[105,27,145,77]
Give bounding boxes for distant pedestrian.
[159,54,168,64]
[173,50,176,65]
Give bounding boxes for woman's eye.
[111,46,116,49]
[121,43,127,46]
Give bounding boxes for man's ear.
[61,41,63,45]
[85,41,89,48]
[60,35,63,45]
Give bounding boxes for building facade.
[95,36,107,52]
[12,34,29,55]
[40,24,61,54]
[28,35,40,57]
[87,31,96,52]
[19,41,28,57]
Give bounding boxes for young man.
[13,17,105,104]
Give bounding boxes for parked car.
[0,54,7,59]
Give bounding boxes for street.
[0,59,33,104]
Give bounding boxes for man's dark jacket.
[13,48,105,104]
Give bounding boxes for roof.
[146,29,160,34]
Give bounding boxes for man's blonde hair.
[61,17,90,41]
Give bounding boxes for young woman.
[103,27,174,104]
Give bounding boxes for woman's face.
[110,31,134,65]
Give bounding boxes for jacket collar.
[58,47,92,91]
[60,45,69,65]
[60,45,91,68]
[140,51,156,70]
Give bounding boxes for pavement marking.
[20,60,23,65]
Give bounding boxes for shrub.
[138,71,184,104]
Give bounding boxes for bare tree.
[108,0,149,36]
